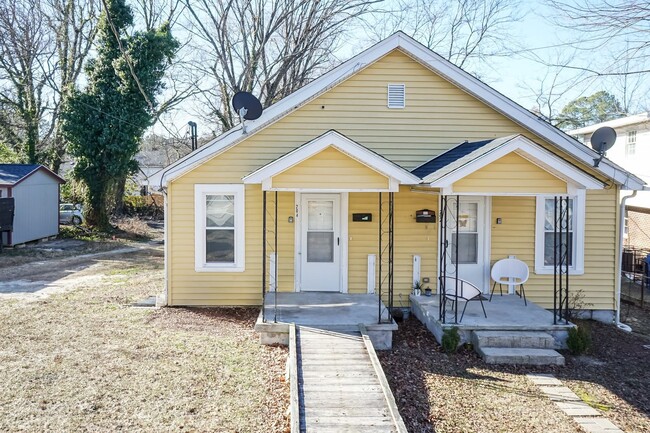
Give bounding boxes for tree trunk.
[85,180,111,230]
[113,175,127,216]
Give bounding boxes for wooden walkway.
[294,326,406,433]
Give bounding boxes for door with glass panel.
[300,194,341,292]
[445,196,487,292]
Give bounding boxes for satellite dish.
[590,126,616,167]
[232,91,263,134]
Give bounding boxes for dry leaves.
[379,316,650,433]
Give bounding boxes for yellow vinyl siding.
[348,188,438,307]
[490,188,618,310]
[272,146,388,189]
[168,184,295,305]
[168,47,618,308]
[175,50,550,187]
[453,152,567,194]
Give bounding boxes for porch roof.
[243,130,421,191]
[413,135,604,194]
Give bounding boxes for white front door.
[300,194,341,292]
[446,196,489,292]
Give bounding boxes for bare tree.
[132,0,183,31]
[44,0,100,172]
[546,0,650,76]
[0,0,54,163]
[182,0,381,132]
[364,0,522,69]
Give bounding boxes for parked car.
[59,203,83,225]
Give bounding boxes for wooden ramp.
[294,326,406,433]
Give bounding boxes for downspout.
[158,170,171,307]
[616,189,637,332]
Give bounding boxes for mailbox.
[352,213,372,222]
[415,209,436,223]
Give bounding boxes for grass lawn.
[0,248,289,432]
[379,316,650,433]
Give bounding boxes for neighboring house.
[0,164,65,246]
[158,32,645,324]
[624,206,650,252]
[570,113,650,249]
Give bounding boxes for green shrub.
[566,325,591,355]
[441,327,461,353]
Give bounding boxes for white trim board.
[243,130,420,188]
[425,135,604,192]
[157,32,645,191]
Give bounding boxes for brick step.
[472,330,556,349]
[478,347,565,365]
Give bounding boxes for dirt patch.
[0,245,151,301]
[621,301,650,337]
[0,238,127,269]
[0,249,289,432]
[379,317,649,433]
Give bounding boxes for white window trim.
[534,189,585,275]
[194,184,245,272]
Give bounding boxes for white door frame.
[294,192,348,293]
[436,195,492,294]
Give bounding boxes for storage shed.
[0,164,65,246]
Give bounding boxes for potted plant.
[413,280,423,296]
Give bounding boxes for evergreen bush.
[566,325,591,355]
[441,327,460,353]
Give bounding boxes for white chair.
[442,276,487,322]
[490,258,529,305]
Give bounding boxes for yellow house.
[157,33,645,338]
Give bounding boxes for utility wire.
[98,0,185,141]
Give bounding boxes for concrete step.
[472,330,556,349]
[478,347,565,365]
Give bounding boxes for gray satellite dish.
[590,126,616,167]
[232,91,263,134]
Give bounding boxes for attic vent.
[387,84,405,108]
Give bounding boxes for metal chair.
[490,258,529,305]
[443,276,487,322]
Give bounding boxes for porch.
[254,292,398,349]
[410,294,574,348]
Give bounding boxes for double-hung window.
[194,184,245,272]
[534,191,585,275]
[626,131,637,157]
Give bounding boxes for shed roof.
[0,164,65,186]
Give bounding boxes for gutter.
[616,190,637,332]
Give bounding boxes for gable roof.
[416,135,603,191]
[158,32,645,190]
[0,164,65,186]
[243,130,420,190]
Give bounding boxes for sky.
[154,0,648,138]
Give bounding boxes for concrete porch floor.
[410,293,575,348]
[254,292,397,349]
